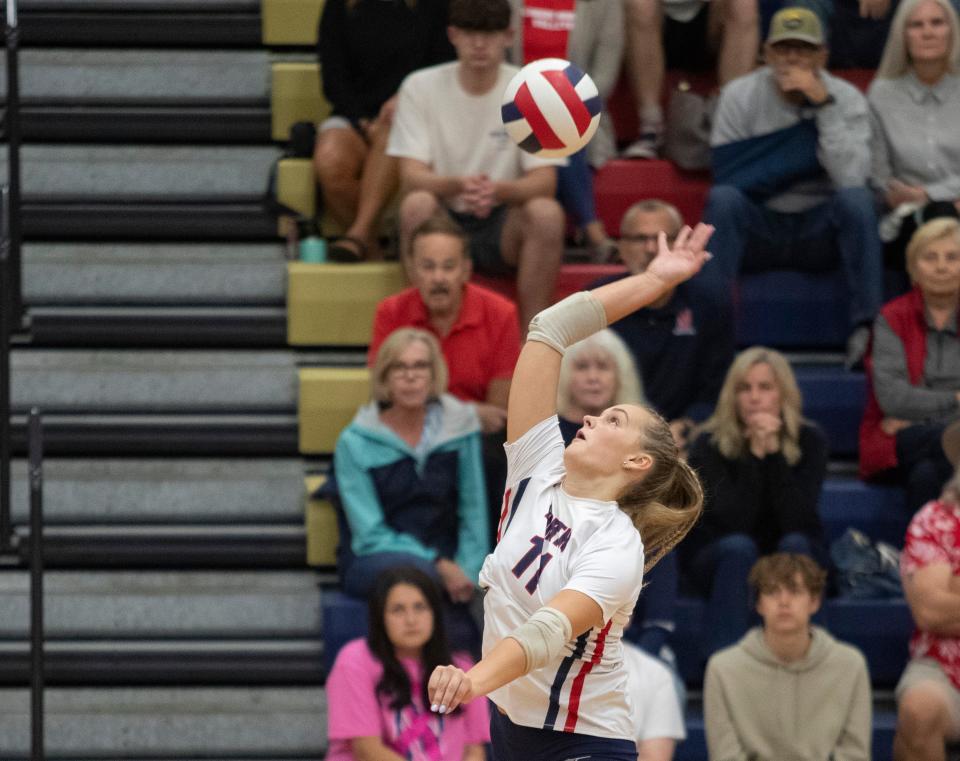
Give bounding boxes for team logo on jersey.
[672,307,697,336]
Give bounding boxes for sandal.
[327,235,368,263]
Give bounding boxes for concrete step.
[0,49,269,103]
[26,306,288,348]
[0,145,279,200]
[0,571,321,638]
[8,412,300,457]
[0,640,324,686]
[22,243,286,305]
[10,459,305,524]
[0,687,324,756]
[10,350,298,412]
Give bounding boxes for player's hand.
[645,223,714,290]
[436,558,475,604]
[377,95,399,127]
[428,664,475,714]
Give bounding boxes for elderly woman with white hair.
[860,218,960,515]
[868,0,960,267]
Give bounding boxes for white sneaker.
[622,129,663,159]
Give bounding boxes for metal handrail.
[4,0,21,318]
[28,409,43,761]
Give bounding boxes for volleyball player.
[426,223,714,760]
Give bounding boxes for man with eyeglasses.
[703,6,883,370]
[369,214,520,436]
[589,199,735,454]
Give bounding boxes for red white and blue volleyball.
[501,58,601,159]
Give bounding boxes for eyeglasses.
[388,360,432,377]
[620,233,677,245]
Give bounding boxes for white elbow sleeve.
[508,606,573,674]
[526,292,607,354]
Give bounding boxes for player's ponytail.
[616,410,704,573]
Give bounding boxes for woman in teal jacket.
[331,327,489,603]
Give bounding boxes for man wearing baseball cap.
[703,6,883,370]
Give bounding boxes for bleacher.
[1,0,913,758]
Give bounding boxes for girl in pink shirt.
[325,567,489,760]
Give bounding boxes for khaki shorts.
[896,657,960,738]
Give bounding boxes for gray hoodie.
[704,626,871,761]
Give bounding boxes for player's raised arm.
[507,223,714,444]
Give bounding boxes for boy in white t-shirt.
[387,0,565,329]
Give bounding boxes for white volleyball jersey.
[478,416,645,741]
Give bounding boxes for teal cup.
[300,236,327,263]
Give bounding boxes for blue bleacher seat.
[738,271,848,349]
[819,478,908,547]
[672,597,911,687]
[794,364,866,458]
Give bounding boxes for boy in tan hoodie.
[703,553,871,761]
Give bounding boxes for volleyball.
[500,58,602,159]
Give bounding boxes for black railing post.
[0,186,11,551]
[28,408,43,761]
[5,0,21,318]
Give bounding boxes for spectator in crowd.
[555,329,645,445]
[369,215,520,435]
[704,553,871,761]
[869,0,960,273]
[590,199,735,453]
[623,0,759,158]
[313,0,453,261]
[369,215,520,544]
[555,330,680,662]
[895,463,960,760]
[623,638,687,760]
[509,0,624,258]
[703,7,883,370]
[331,328,489,602]
[860,218,960,515]
[686,346,828,657]
[325,566,489,760]
[387,0,566,329]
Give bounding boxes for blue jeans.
[691,532,817,658]
[702,184,883,328]
[630,551,679,654]
[556,148,598,229]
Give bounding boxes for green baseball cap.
[767,7,825,46]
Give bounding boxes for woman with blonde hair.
[329,327,489,604]
[869,0,960,270]
[860,217,960,515]
[685,346,828,658]
[424,224,713,760]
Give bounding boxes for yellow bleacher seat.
[287,261,406,346]
[304,474,339,567]
[277,158,316,221]
[298,366,371,453]
[271,62,330,142]
[262,0,325,46]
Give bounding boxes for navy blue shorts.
[489,708,637,761]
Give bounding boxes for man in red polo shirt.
[369,213,521,435]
